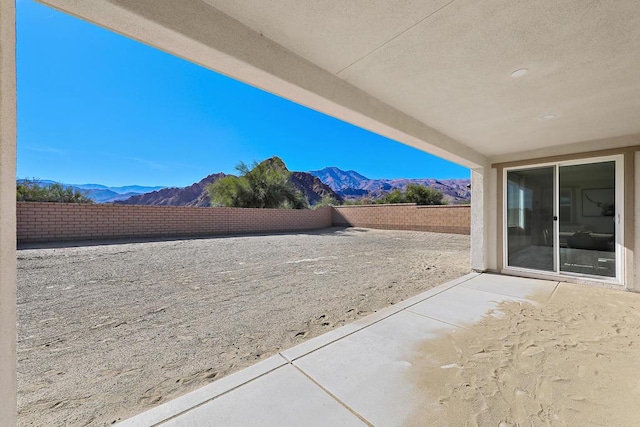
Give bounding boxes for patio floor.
[117,273,640,426]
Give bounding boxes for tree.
[17,181,93,203]
[312,194,341,209]
[375,184,446,205]
[207,158,308,209]
[378,189,405,204]
[343,198,372,205]
[404,184,446,205]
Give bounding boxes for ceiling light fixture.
[511,68,528,78]
[539,114,556,121]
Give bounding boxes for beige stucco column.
[0,0,17,424]
[634,151,640,291]
[471,166,497,272]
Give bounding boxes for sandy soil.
[17,227,470,426]
[410,282,640,426]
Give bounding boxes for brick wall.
[332,203,470,234]
[16,202,471,243]
[17,202,333,243]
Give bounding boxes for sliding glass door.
[559,161,616,277]
[505,157,621,281]
[506,167,555,272]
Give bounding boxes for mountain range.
[309,167,471,203]
[115,163,469,206]
[115,159,341,207]
[21,161,470,206]
[16,179,165,203]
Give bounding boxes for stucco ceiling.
[201,0,640,158]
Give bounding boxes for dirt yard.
[17,227,470,426]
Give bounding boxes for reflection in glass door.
[506,167,555,272]
[559,161,616,277]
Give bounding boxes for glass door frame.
[503,154,624,285]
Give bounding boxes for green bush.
[343,197,375,205]
[374,184,446,205]
[17,181,93,203]
[377,189,404,204]
[207,158,308,209]
[312,194,341,209]
[403,184,446,205]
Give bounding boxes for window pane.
[506,167,554,271]
[559,161,616,278]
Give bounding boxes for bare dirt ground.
[17,227,470,426]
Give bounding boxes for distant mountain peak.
[310,166,369,179]
[309,167,370,191]
[309,166,470,203]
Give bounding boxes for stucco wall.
[0,0,17,424]
[494,146,639,290]
[332,204,470,234]
[17,203,333,243]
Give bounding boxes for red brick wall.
[332,204,470,234]
[17,202,333,243]
[16,202,470,243]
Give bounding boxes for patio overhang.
[35,0,640,163]
[34,0,491,169]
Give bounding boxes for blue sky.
[17,0,469,187]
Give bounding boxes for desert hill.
[115,173,226,207]
[115,160,342,207]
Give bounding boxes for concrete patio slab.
[161,364,368,427]
[118,355,288,427]
[293,310,458,427]
[407,284,535,328]
[459,273,559,301]
[118,273,599,426]
[552,280,636,304]
[281,272,480,362]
